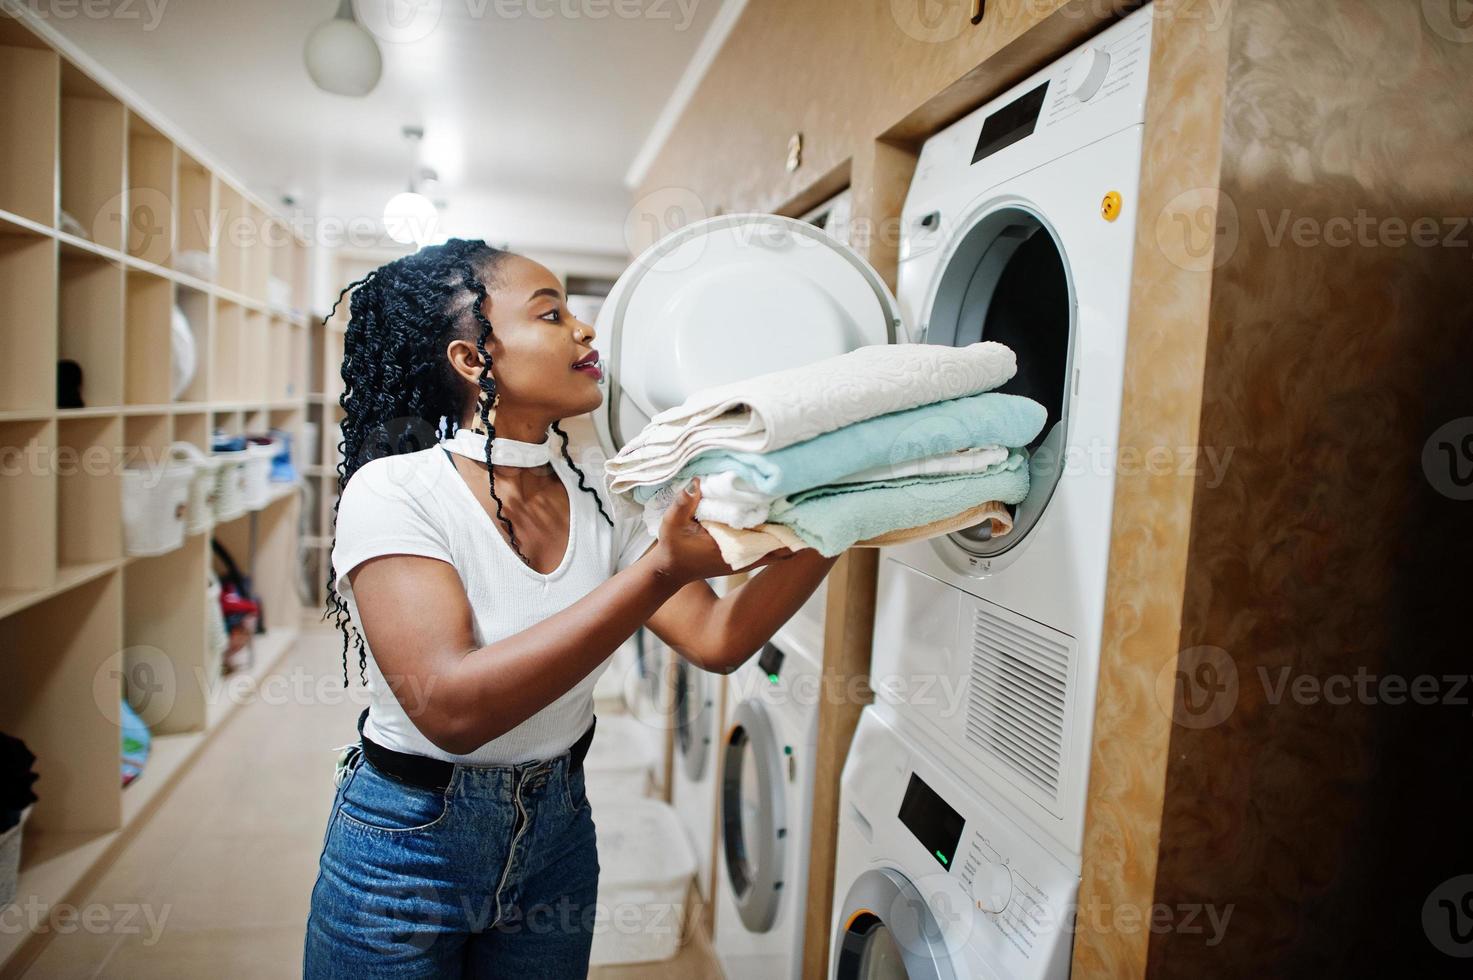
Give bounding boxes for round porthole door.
[833,868,957,980]
[674,657,714,782]
[919,202,1075,571]
[720,697,786,932]
[593,213,900,457]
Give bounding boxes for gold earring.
[471,390,499,433]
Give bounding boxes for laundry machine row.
[589,7,1155,974]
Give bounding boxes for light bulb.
[304,2,382,97]
[383,191,438,245]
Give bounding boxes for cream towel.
[698,501,1014,568]
[607,341,1016,493]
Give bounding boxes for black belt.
[355,708,596,792]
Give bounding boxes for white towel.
[826,444,1009,486]
[607,341,1016,490]
[641,472,779,536]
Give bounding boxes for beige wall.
[635,0,1137,217]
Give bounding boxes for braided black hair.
[326,238,614,685]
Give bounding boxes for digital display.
[757,642,785,684]
[971,82,1050,165]
[898,773,965,870]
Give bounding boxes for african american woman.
[302,238,837,978]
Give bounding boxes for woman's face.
[448,254,602,426]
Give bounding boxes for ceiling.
[39,0,724,252]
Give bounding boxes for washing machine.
[870,5,1156,866]
[829,708,1077,980]
[670,637,724,903]
[713,624,822,980]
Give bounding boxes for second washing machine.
[713,622,822,980]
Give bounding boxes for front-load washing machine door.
[674,657,713,782]
[920,203,1074,563]
[593,213,901,456]
[833,868,957,980]
[720,689,786,932]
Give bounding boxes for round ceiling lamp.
[383,190,439,245]
[304,0,382,97]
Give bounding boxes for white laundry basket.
[122,460,195,557]
[583,715,656,808]
[240,439,278,510]
[588,799,695,967]
[169,442,220,535]
[0,806,32,907]
[211,447,248,522]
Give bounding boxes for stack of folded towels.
[605,341,1047,567]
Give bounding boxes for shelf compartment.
[122,413,170,469]
[0,571,123,833]
[246,203,271,302]
[0,419,58,596]
[175,151,214,270]
[214,489,301,642]
[216,183,247,295]
[0,230,58,412]
[175,285,210,403]
[212,299,245,403]
[123,269,173,404]
[58,250,124,408]
[0,41,58,225]
[245,310,270,403]
[57,415,122,569]
[59,61,126,250]
[174,410,208,450]
[123,540,208,735]
[268,315,290,401]
[124,113,176,266]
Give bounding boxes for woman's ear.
[445,338,485,387]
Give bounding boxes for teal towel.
[766,450,1032,557]
[631,392,1045,502]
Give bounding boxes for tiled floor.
[21,625,722,979]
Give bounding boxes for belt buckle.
[333,743,361,787]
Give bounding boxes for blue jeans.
[304,745,599,978]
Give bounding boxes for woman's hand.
[652,477,797,584]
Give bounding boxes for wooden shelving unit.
[0,12,315,972]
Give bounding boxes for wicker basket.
[0,806,32,907]
[211,447,248,522]
[168,442,220,535]
[240,439,278,510]
[122,460,195,557]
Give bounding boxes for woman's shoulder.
[339,447,450,519]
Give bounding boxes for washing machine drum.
[593,213,900,456]
[834,868,958,980]
[720,693,786,932]
[674,657,713,781]
[924,205,1073,558]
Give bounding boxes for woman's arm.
[346,476,793,754]
[348,546,686,754]
[644,550,839,674]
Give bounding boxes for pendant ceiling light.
[384,127,441,246]
[304,0,382,97]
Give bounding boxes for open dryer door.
[720,688,786,933]
[920,204,1074,567]
[593,213,901,456]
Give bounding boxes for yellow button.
[1101,191,1122,222]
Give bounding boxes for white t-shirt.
[331,439,656,764]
